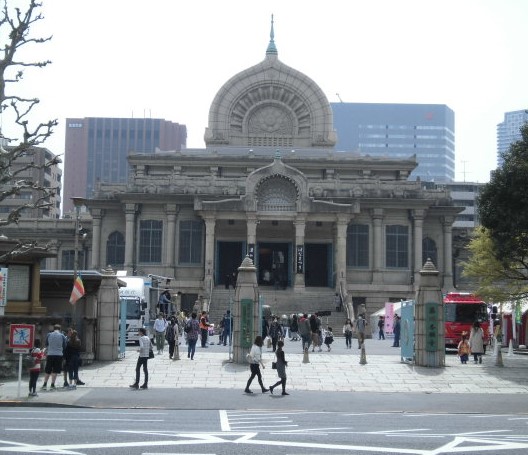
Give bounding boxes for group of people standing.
[28,324,85,397]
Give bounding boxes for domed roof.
[204,16,336,149]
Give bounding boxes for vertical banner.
[384,302,395,336]
[425,302,440,352]
[247,243,255,262]
[401,300,415,361]
[240,298,254,348]
[296,245,304,273]
[0,267,8,307]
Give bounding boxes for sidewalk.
[1,337,527,407]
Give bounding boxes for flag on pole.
[69,275,85,305]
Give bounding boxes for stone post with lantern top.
[414,258,445,367]
[232,255,260,364]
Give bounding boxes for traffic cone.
[496,345,504,367]
[359,342,367,365]
[302,347,310,363]
[507,339,514,356]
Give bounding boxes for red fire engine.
[444,292,490,351]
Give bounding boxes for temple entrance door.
[217,241,244,287]
[257,242,291,288]
[305,243,332,287]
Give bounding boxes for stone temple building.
[6,19,461,322]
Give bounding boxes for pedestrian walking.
[222,310,232,346]
[269,340,289,395]
[166,318,177,359]
[199,311,211,348]
[41,324,67,391]
[289,314,299,341]
[355,314,367,348]
[298,314,311,351]
[309,314,321,352]
[153,313,168,354]
[377,316,385,340]
[244,336,269,394]
[324,327,334,351]
[343,318,354,348]
[65,329,82,389]
[28,339,45,397]
[469,320,485,364]
[457,331,470,364]
[185,312,200,360]
[268,316,283,352]
[129,327,152,389]
[392,315,401,347]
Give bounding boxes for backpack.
[184,321,191,333]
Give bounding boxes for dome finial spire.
[266,14,278,56]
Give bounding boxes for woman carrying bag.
[269,340,289,395]
[244,336,269,394]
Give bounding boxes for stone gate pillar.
[96,266,120,361]
[414,258,445,367]
[232,255,259,364]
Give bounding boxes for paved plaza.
[1,336,527,407]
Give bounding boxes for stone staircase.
[207,286,349,332]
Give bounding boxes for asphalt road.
[1,406,527,454]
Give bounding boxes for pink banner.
[384,302,395,336]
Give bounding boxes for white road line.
[4,429,66,432]
[0,410,165,415]
[1,417,162,422]
[219,410,230,431]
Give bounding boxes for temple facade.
[4,19,461,318]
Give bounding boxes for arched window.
[422,237,437,268]
[106,231,125,268]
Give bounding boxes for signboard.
[9,324,35,350]
[296,245,304,273]
[0,267,7,307]
[425,302,440,352]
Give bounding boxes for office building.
[331,103,455,182]
[63,117,187,213]
[497,109,528,166]
[0,145,62,219]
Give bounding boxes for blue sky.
[6,0,528,183]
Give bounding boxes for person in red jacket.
[28,339,45,397]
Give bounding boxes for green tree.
[478,122,528,265]
[468,121,528,301]
[462,227,528,302]
[0,0,59,259]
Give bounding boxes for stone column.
[372,208,384,284]
[442,216,455,291]
[412,209,425,286]
[335,214,349,293]
[90,209,102,270]
[294,217,306,290]
[232,256,259,364]
[165,204,178,272]
[48,242,59,269]
[96,266,119,361]
[204,216,216,296]
[414,259,445,367]
[124,204,137,275]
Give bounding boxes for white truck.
[118,276,152,344]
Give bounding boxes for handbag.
[148,348,155,359]
[271,361,277,369]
